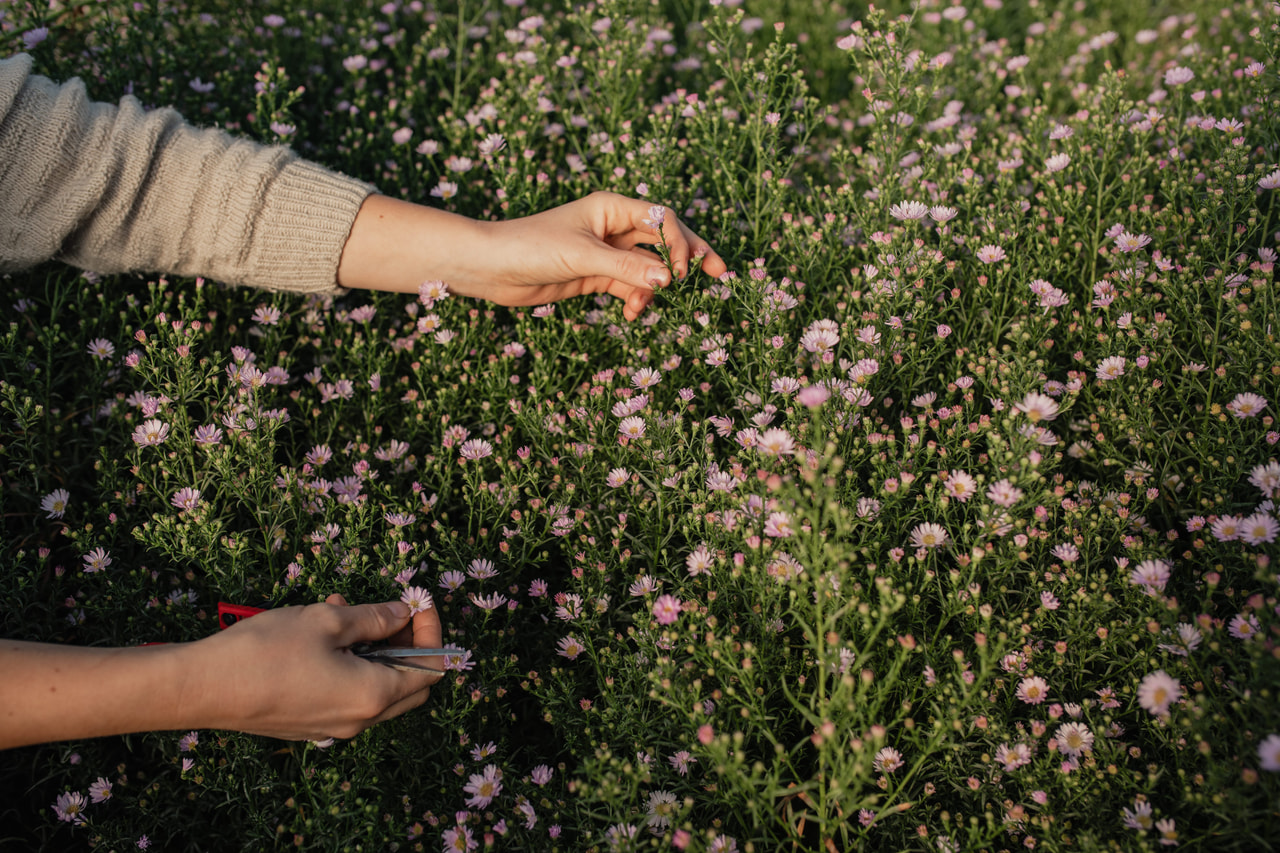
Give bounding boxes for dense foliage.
[3,0,1279,850]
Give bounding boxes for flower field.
[3,0,1279,849]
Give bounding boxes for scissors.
[351,644,468,674]
[217,603,467,674]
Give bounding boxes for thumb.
[335,600,411,646]
[597,245,670,291]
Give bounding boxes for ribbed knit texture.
[0,54,375,293]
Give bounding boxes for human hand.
[337,191,729,321]
[179,594,443,741]
[459,191,730,321]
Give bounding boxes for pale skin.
[2,191,726,749]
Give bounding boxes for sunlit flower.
[171,487,201,511]
[606,467,629,488]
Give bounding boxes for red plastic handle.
[217,602,265,630]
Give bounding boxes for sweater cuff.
[245,159,376,295]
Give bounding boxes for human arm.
[0,53,727,318]
[336,191,728,321]
[0,595,442,749]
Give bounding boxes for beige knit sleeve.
[0,53,376,294]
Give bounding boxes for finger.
[592,244,671,292]
[325,593,349,606]
[370,684,433,726]
[412,606,444,649]
[334,600,412,647]
[675,222,729,279]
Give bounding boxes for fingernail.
[386,601,409,619]
[647,268,667,287]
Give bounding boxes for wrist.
[336,194,491,295]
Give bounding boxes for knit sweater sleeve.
[0,54,376,293]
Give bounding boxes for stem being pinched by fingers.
[643,204,706,288]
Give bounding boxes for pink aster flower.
[1113,231,1152,252]
[1129,559,1171,595]
[889,200,930,221]
[1225,392,1267,418]
[652,594,682,625]
[171,487,201,511]
[1249,462,1280,498]
[88,777,113,804]
[1258,169,1280,190]
[618,416,646,439]
[976,245,1006,264]
[400,585,434,615]
[1163,66,1195,86]
[52,790,87,825]
[1240,512,1279,545]
[459,438,493,461]
[132,418,170,447]
[1015,391,1060,422]
[908,522,948,549]
[929,205,958,223]
[82,546,112,574]
[1095,356,1126,381]
[1044,152,1071,173]
[632,367,662,388]
[872,747,904,773]
[606,467,629,488]
[1258,734,1280,771]
[986,479,1023,507]
[995,742,1031,771]
[642,205,666,227]
[556,635,585,660]
[87,338,115,360]
[1228,613,1260,640]
[763,511,794,538]
[1136,670,1181,716]
[757,428,795,457]
[463,765,502,809]
[943,471,977,502]
[1210,514,1242,542]
[1016,676,1049,705]
[41,488,70,519]
[1054,722,1094,758]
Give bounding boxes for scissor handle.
[217,602,265,630]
